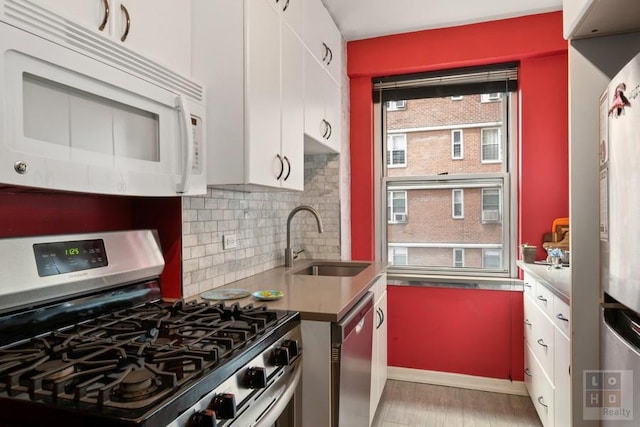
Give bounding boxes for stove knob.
[273,346,291,366]
[245,366,268,389]
[188,409,217,427]
[210,393,236,419]
[283,339,300,358]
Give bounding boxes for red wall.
[0,187,183,298]
[388,286,524,380]
[348,12,568,379]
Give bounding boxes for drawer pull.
[537,295,548,303]
[524,282,532,288]
[537,396,548,408]
[537,338,548,349]
[524,319,532,326]
[556,313,569,322]
[524,368,532,377]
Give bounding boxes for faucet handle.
[293,248,305,260]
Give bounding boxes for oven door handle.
[253,361,302,427]
[175,94,194,194]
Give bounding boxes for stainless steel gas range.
[0,230,302,427]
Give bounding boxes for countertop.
[194,260,388,322]
[516,260,570,303]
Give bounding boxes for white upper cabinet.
[304,49,341,154]
[34,0,191,76]
[192,0,304,191]
[563,0,640,40]
[303,0,343,84]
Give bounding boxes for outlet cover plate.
[223,234,237,250]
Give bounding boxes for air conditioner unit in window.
[482,210,501,222]
[393,213,407,223]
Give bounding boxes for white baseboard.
[387,366,528,396]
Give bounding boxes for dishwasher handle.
[332,292,374,342]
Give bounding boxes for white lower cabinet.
[369,273,388,425]
[522,272,571,427]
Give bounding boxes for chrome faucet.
[285,205,324,267]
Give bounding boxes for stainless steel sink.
[292,261,370,277]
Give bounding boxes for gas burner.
[113,368,161,402]
[34,359,75,381]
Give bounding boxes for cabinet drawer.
[523,294,536,347]
[553,297,570,338]
[526,344,555,427]
[523,272,536,299]
[534,281,555,319]
[530,302,555,377]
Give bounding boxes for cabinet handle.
[524,319,532,326]
[556,313,569,322]
[99,0,110,31]
[524,368,532,377]
[283,156,291,181]
[523,282,532,288]
[276,154,284,180]
[537,338,548,349]
[321,119,329,138]
[379,307,385,326]
[322,42,329,62]
[375,309,382,329]
[536,295,547,303]
[326,46,333,65]
[283,0,290,12]
[326,121,332,140]
[537,396,548,409]
[120,4,131,42]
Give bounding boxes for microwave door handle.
[175,95,194,194]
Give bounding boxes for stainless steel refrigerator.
[599,51,640,426]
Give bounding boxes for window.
[481,128,501,163]
[452,189,464,219]
[481,93,501,102]
[377,64,516,277]
[453,249,464,267]
[482,249,502,269]
[451,129,463,159]
[482,188,501,222]
[387,134,407,167]
[387,100,407,111]
[388,191,407,223]
[389,247,408,265]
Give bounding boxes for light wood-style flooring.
[372,380,543,427]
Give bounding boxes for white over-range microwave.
[0,0,206,196]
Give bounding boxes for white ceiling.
[322,0,563,41]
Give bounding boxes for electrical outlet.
[223,234,237,250]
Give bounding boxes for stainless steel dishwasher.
[331,292,374,427]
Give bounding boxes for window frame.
[388,190,407,223]
[376,90,517,279]
[451,129,464,160]
[388,246,408,265]
[452,189,464,219]
[387,133,407,168]
[481,127,502,163]
[453,248,464,267]
[386,100,407,111]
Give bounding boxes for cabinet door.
[35,0,106,31]
[304,50,327,144]
[554,332,571,427]
[275,0,303,37]
[303,0,340,77]
[245,0,282,187]
[280,21,304,190]
[370,291,388,425]
[113,0,191,76]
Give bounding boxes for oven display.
[33,239,108,277]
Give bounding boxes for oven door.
[233,357,302,427]
[0,21,205,196]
